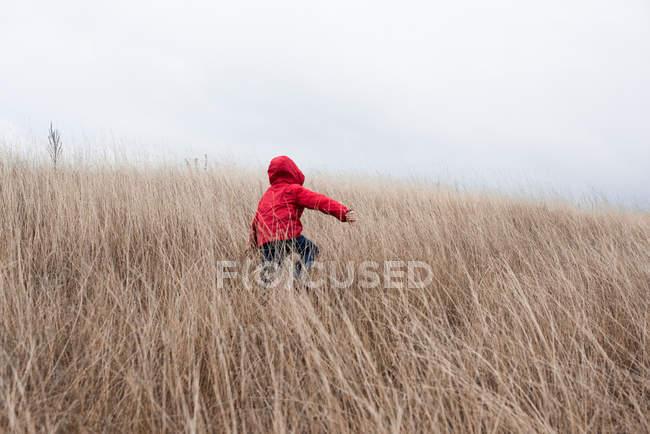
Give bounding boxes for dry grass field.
[0,156,648,432]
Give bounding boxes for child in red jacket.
[250,156,356,283]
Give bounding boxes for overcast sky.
[1,0,649,208]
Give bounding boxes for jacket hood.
[268,156,305,185]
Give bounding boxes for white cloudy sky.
[1,0,649,208]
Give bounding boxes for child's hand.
[345,210,358,224]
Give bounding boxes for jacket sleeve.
[249,215,258,247]
[293,185,349,222]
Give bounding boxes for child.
[249,156,357,284]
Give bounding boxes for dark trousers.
[260,236,319,280]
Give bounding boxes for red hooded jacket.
[250,156,349,247]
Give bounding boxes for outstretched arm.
[293,185,350,222]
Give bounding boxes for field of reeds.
[1,156,648,432]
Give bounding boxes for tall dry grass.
[0,157,648,433]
